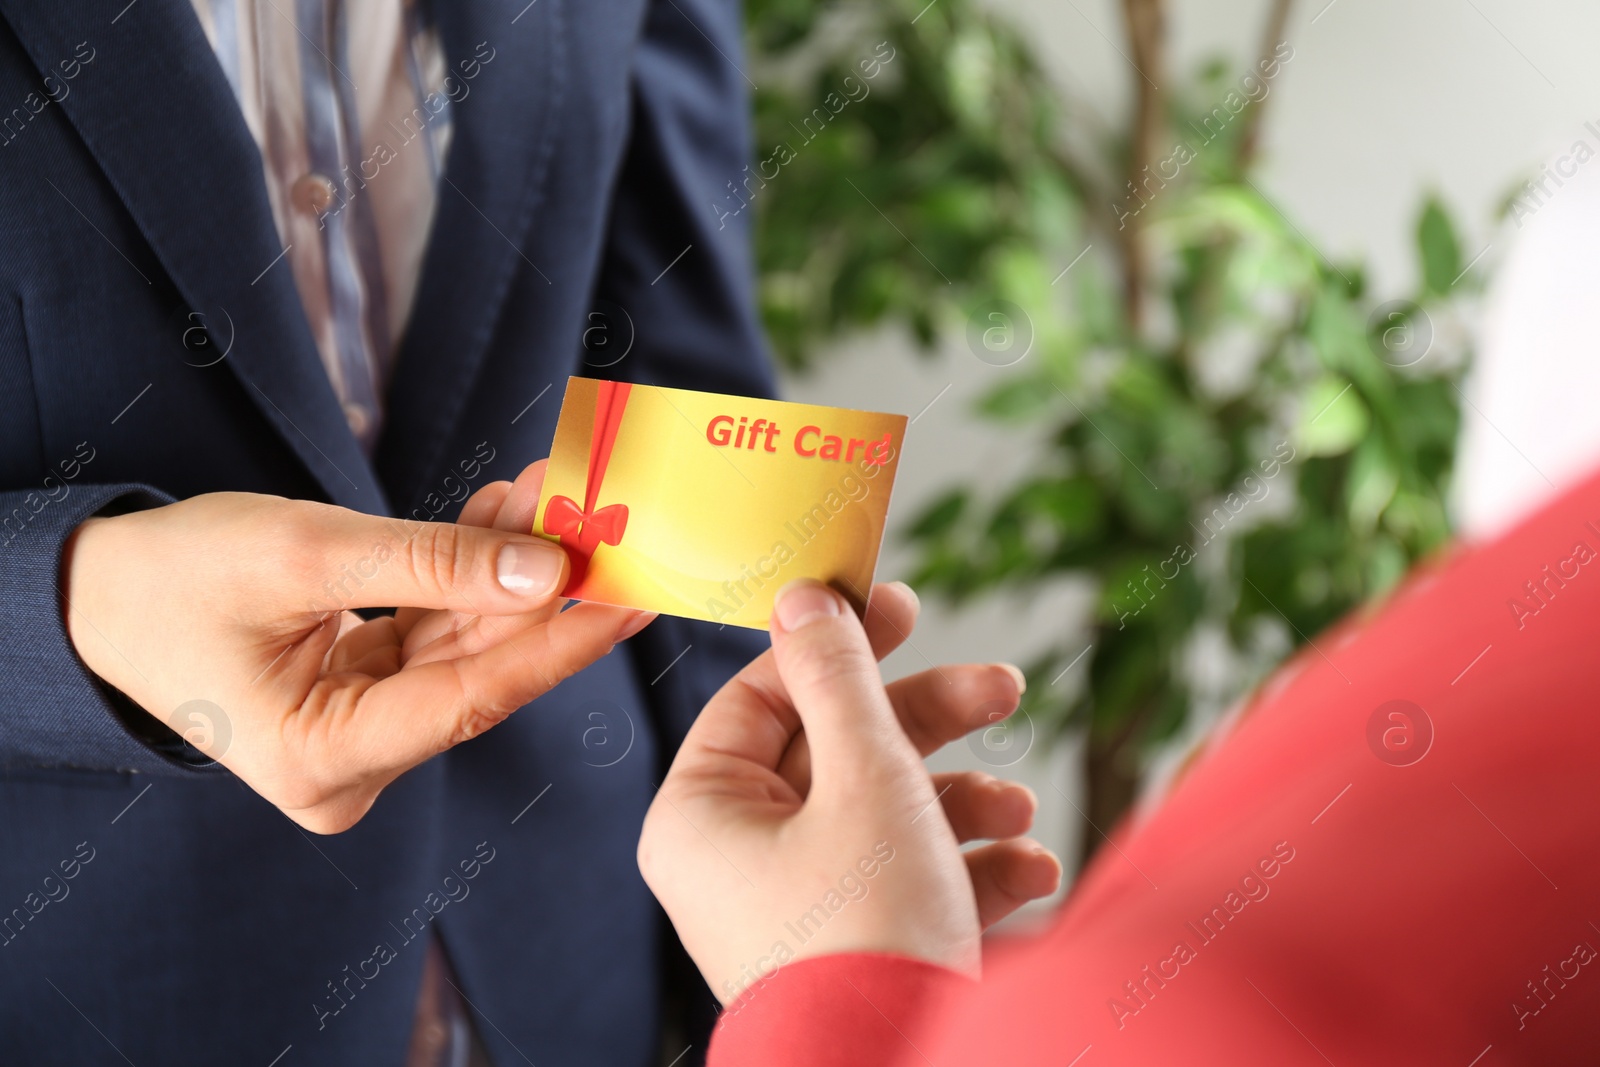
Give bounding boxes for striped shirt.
[190,0,455,451]
[188,6,491,1066]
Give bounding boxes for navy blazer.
[0,1,772,1063]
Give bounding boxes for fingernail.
[996,663,1027,694]
[497,542,565,597]
[973,699,1014,726]
[888,580,920,612]
[774,580,842,632]
[1030,846,1063,890]
[615,611,656,642]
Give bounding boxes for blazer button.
[291,173,337,215]
[343,401,373,438]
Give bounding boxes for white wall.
[778,0,1596,903]
[989,0,1600,291]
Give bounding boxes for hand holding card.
[536,377,908,629]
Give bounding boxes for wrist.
[60,513,121,675]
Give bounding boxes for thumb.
[299,510,570,616]
[769,580,922,799]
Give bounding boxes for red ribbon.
[545,380,632,588]
[544,495,627,547]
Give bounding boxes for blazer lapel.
[0,0,388,515]
[374,0,567,514]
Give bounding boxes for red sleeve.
[710,467,1600,1066]
[706,953,969,1067]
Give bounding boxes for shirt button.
[342,401,372,438]
[291,173,337,215]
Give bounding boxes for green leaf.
[1365,535,1410,595]
[1306,287,1370,376]
[1297,376,1369,456]
[946,30,997,127]
[906,488,968,540]
[1108,359,1172,414]
[1014,476,1104,539]
[976,377,1055,421]
[1417,196,1462,296]
[1347,436,1399,531]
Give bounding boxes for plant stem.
[1079,699,1154,871]
[1235,0,1295,171]
[1118,0,1167,334]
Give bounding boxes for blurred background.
[737,0,1600,909]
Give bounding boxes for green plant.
[744,0,1474,865]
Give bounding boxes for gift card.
[535,377,908,629]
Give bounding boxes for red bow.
[545,495,629,553]
[542,379,634,592]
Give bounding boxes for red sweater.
[711,466,1600,1066]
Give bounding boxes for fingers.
[682,581,923,790]
[306,505,570,616]
[491,459,549,534]
[346,601,646,771]
[746,581,920,697]
[772,660,1020,796]
[403,597,654,669]
[965,839,1062,929]
[767,581,921,797]
[395,480,514,640]
[325,615,403,677]
[395,462,560,657]
[933,771,1036,843]
[860,581,921,661]
[887,664,1024,757]
[459,479,514,528]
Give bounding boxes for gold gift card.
[535,377,907,629]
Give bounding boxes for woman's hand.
[64,460,652,833]
[638,579,1061,1004]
